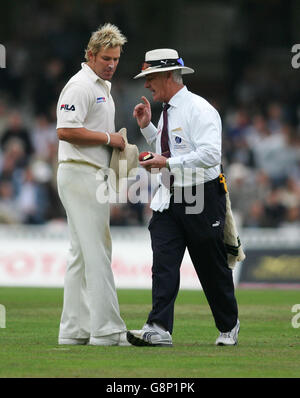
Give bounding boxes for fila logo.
[60,104,75,111]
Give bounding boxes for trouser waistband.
[168,177,219,193]
[58,160,101,170]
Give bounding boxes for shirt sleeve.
[140,122,158,146]
[56,83,91,129]
[168,106,222,171]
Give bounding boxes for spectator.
[280,206,300,228]
[267,102,284,133]
[226,164,270,225]
[16,165,49,224]
[1,111,34,157]
[31,114,58,161]
[0,100,9,139]
[244,200,266,228]
[263,188,287,228]
[279,177,300,209]
[32,58,65,116]
[246,114,297,184]
[0,179,22,223]
[0,138,26,183]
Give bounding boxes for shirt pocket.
[171,131,193,154]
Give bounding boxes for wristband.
[105,132,110,145]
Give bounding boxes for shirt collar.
[167,85,188,108]
[81,62,111,92]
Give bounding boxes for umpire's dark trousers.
[147,178,238,334]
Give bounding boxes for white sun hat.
[109,127,139,193]
[133,48,194,79]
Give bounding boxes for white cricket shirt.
[141,85,222,186]
[56,63,115,168]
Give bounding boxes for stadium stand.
[0,0,299,228]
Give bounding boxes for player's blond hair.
[85,23,127,61]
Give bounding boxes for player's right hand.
[109,132,126,151]
[133,96,151,129]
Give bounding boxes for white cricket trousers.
[57,162,127,339]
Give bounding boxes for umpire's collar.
[167,85,188,109]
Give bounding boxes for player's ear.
[87,50,95,63]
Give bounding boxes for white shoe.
[215,319,240,346]
[58,338,89,345]
[127,323,173,347]
[89,332,131,346]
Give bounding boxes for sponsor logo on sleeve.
[60,104,75,111]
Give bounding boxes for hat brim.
[133,65,194,79]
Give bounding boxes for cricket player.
[56,23,130,346]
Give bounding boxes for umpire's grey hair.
[85,23,127,61]
[172,69,183,84]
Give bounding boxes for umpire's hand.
[133,96,152,129]
[140,152,167,172]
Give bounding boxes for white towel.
[224,192,246,269]
[150,184,172,212]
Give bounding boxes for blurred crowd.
[0,2,300,229]
[0,103,62,224]
[1,75,300,229]
[223,102,300,229]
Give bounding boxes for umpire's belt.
[168,177,219,193]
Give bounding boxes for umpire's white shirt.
[56,62,115,169]
[141,86,222,210]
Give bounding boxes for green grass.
[0,287,300,378]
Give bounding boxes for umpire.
[127,48,239,347]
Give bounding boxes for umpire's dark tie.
[161,103,171,158]
[160,103,173,188]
